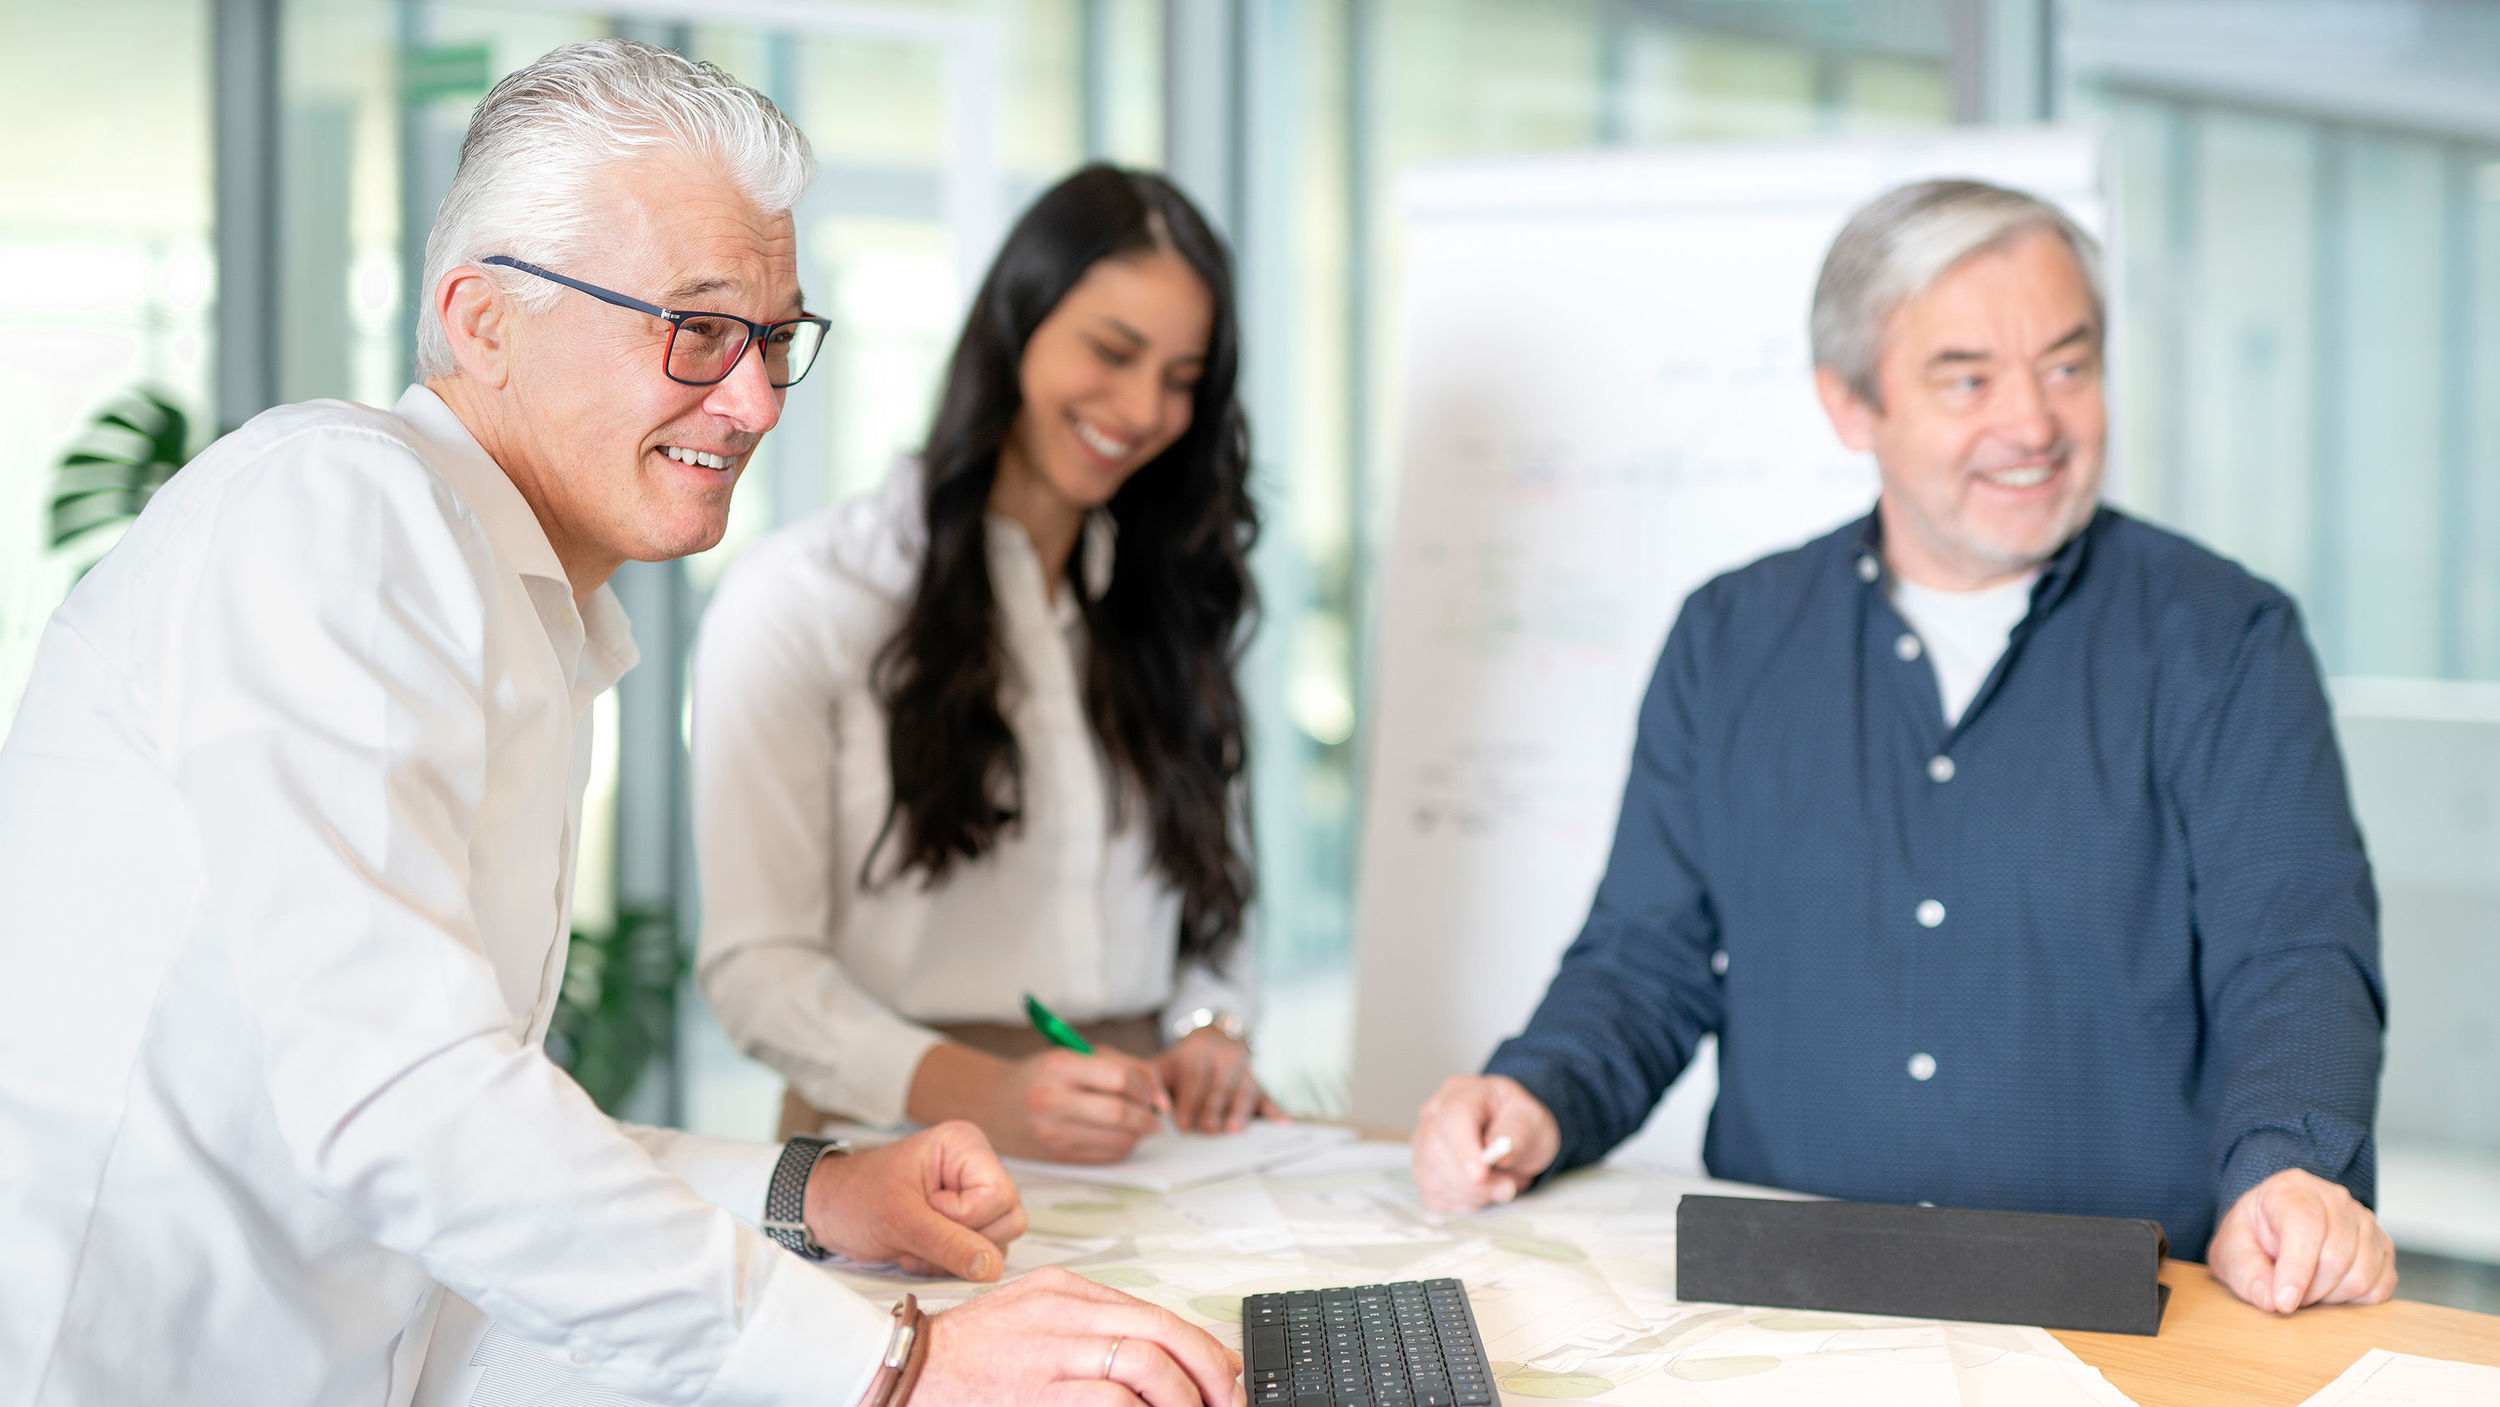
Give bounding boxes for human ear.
[437,267,514,389]
[1814,365,1878,454]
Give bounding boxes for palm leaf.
[49,390,197,550]
[546,906,685,1113]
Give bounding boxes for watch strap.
[763,1134,846,1260]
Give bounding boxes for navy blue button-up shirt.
[1486,506,2385,1258]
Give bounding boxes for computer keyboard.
[1242,1278,1494,1407]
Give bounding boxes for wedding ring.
[1102,1337,1125,1380]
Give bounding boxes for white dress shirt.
[692,463,1250,1127]
[0,387,886,1407]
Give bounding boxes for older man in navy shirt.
[1410,179,2394,1313]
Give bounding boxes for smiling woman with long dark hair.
[690,164,1274,1162]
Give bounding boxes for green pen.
[1022,992,1176,1131]
[1022,992,1096,1055]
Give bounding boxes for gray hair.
[414,39,811,379]
[1810,178,2103,406]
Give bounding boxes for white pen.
[1478,1135,1514,1168]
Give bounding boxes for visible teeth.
[663,446,732,470]
[1074,419,1132,460]
[1982,465,2052,488]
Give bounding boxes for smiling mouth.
[1073,417,1134,462]
[661,445,735,470]
[1982,465,2051,488]
[1976,456,2062,490]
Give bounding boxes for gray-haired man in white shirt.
[0,40,1238,1407]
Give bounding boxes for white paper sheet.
[425,1161,2149,1407]
[2296,1348,2500,1405]
[1002,1119,1358,1192]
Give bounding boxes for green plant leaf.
[49,388,201,554]
[547,904,685,1113]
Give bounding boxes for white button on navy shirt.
[1895,632,1923,662]
[1915,899,1945,929]
[1927,755,1955,783]
[1907,1053,1938,1082]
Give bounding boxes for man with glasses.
[0,40,1237,1407]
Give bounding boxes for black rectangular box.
[1675,1194,2169,1336]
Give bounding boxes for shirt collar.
[392,384,641,688]
[1848,502,2103,619]
[987,506,1118,631]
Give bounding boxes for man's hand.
[914,1266,1245,1407]
[2208,1168,2397,1313]
[1152,1028,1282,1134]
[801,1121,1024,1280]
[1410,1075,1561,1214]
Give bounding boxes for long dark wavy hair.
[867,164,1258,968]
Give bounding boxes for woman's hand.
[1151,1028,1281,1134]
[910,1042,1168,1164]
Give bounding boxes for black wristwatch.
[761,1134,849,1260]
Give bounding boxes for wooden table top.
[1349,1129,2500,1401]
[2053,1259,2500,1405]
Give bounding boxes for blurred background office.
[5,0,2496,1310]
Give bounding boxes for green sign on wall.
[405,42,493,105]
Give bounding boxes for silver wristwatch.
[1168,1005,1250,1045]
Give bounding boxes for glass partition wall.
[1,0,215,720]
[2061,0,2500,1302]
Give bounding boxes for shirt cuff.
[1482,1049,1597,1183]
[695,1249,891,1407]
[1163,961,1254,1041]
[2215,1110,2373,1223]
[618,1126,783,1232]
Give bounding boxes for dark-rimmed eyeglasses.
[482,255,830,388]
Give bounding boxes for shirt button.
[1907,1053,1937,1082]
[1895,632,1923,662]
[1711,950,1729,976]
[1915,899,1945,928]
[1856,554,1880,583]
[1927,754,1955,783]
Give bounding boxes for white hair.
[1810,178,2104,407]
[413,39,812,379]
